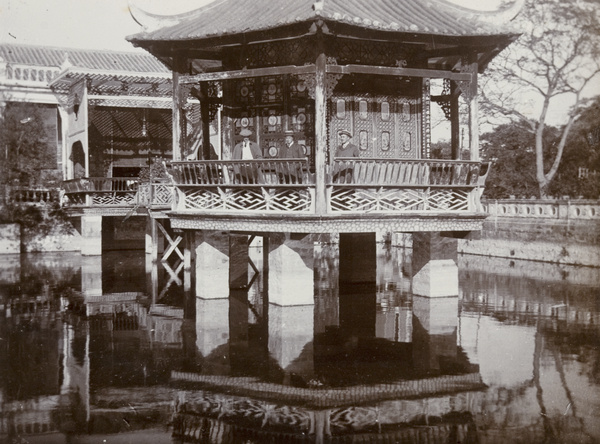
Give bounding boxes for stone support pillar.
[338,233,377,337]
[268,233,315,306]
[411,232,458,297]
[229,235,249,289]
[192,231,230,299]
[81,256,102,298]
[314,244,339,334]
[196,298,230,359]
[412,295,459,371]
[80,215,102,256]
[268,304,314,375]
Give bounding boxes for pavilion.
[125,0,523,304]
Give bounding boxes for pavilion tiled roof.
[128,0,519,44]
[0,43,169,73]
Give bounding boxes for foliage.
[0,102,71,232]
[0,102,56,188]
[431,141,451,159]
[480,0,600,197]
[480,122,561,199]
[547,97,600,198]
[0,201,72,236]
[138,157,170,182]
[430,140,471,160]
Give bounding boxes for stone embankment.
[458,199,600,267]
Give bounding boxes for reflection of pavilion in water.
[1,247,598,442]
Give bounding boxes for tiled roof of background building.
[0,43,169,73]
[128,0,519,44]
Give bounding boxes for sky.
[0,0,502,51]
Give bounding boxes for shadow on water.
[0,246,599,443]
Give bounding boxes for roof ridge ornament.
[313,0,324,14]
[430,0,525,24]
[60,52,73,70]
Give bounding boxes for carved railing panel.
[329,159,484,213]
[62,177,138,206]
[169,159,315,213]
[137,182,174,208]
[63,178,173,208]
[61,159,487,214]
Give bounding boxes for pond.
[0,243,598,443]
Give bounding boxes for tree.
[0,102,57,191]
[0,102,68,233]
[547,96,600,198]
[480,122,558,199]
[480,0,600,197]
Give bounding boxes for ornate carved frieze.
[236,39,314,69]
[333,40,416,67]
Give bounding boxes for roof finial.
[313,0,324,13]
[61,52,72,70]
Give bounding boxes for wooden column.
[468,58,479,161]
[200,82,212,160]
[450,81,460,160]
[314,51,328,214]
[172,56,185,161]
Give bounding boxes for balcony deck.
[61,158,489,233]
[166,158,489,233]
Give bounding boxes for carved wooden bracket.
[297,72,343,99]
[457,60,477,102]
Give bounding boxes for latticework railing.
[169,159,315,213]
[61,159,488,214]
[137,181,174,208]
[62,177,139,206]
[62,177,172,208]
[329,158,486,213]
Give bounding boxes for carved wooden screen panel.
[260,76,284,157]
[290,103,313,158]
[233,78,258,147]
[353,95,374,156]
[328,96,353,159]
[374,97,396,158]
[395,96,420,159]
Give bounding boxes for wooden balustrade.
[62,177,140,206]
[60,159,489,214]
[169,159,313,186]
[330,158,483,187]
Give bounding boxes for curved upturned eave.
[126,0,522,47]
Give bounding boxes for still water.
[0,243,599,444]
